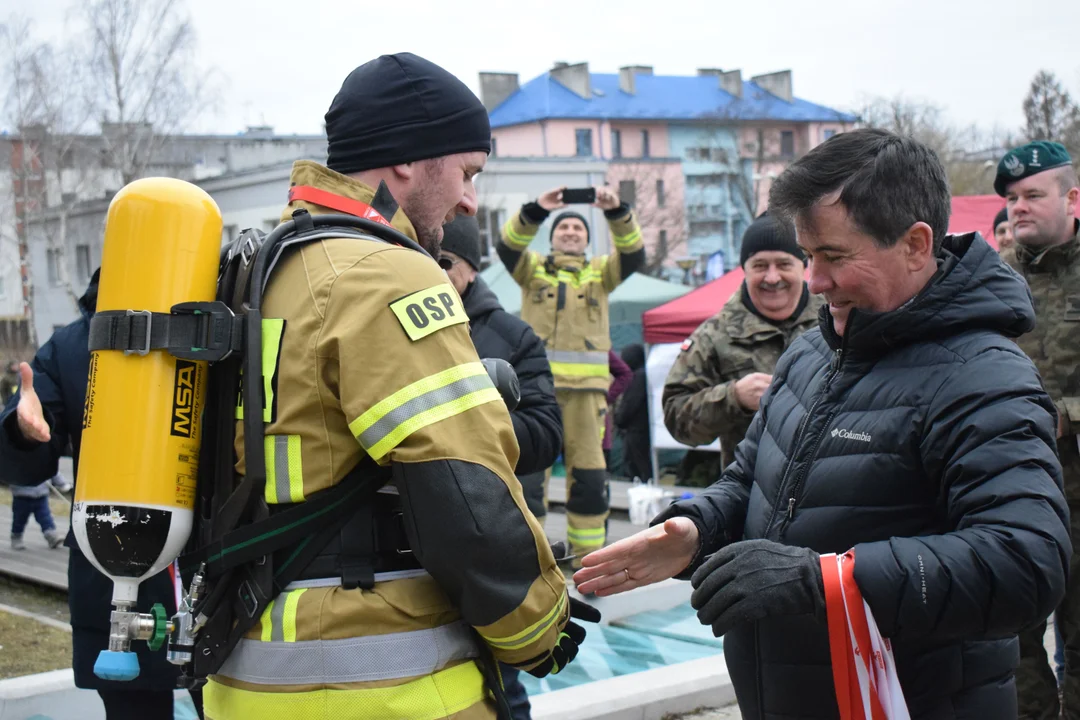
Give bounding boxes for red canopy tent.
[949,195,1004,249]
[643,268,744,344]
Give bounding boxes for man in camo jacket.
[663,213,824,471]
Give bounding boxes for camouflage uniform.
[1005,222,1080,720]
[663,287,823,470]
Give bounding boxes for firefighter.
[497,188,645,563]
[202,53,581,720]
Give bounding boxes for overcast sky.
[9,0,1080,139]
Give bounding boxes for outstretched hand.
[572,517,700,597]
[15,363,50,443]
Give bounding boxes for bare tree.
[1024,71,1079,141]
[607,160,687,275]
[731,127,766,219]
[858,94,1007,195]
[1022,70,1080,169]
[83,0,206,185]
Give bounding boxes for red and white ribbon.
[821,551,909,720]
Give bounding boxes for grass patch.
[0,611,71,679]
[0,575,69,622]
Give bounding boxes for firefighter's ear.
[391,163,415,181]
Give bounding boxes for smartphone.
[561,187,596,205]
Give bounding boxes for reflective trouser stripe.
[567,525,606,550]
[264,434,304,504]
[350,362,500,462]
[259,589,306,643]
[218,621,478,685]
[478,592,566,652]
[548,349,610,379]
[552,362,613,379]
[205,660,487,720]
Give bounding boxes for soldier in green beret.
[998,141,1080,720]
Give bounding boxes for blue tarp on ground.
[519,602,722,694]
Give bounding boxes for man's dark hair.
[768,128,951,251]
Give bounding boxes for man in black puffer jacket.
[575,129,1070,719]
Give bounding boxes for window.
[618,180,637,208]
[823,129,836,141]
[656,180,666,208]
[711,148,730,163]
[780,131,795,158]
[611,129,622,159]
[686,148,700,161]
[46,249,60,285]
[575,129,593,157]
[658,230,668,257]
[75,244,91,281]
[641,130,650,158]
[476,207,502,266]
[490,138,498,157]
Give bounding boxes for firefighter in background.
[498,187,645,563]
[203,53,578,720]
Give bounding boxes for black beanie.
[739,212,804,267]
[440,215,483,270]
[551,211,590,243]
[325,53,491,175]
[993,207,1009,232]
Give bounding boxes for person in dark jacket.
[605,349,632,471]
[440,215,563,720]
[614,344,651,481]
[0,270,203,720]
[575,128,1070,719]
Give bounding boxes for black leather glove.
[523,595,601,678]
[690,539,825,638]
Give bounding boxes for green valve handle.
[148,603,168,651]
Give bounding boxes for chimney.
[697,68,724,77]
[720,69,742,98]
[479,72,520,111]
[750,70,792,102]
[619,65,653,95]
[551,62,591,99]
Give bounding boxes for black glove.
[523,596,601,678]
[690,539,825,638]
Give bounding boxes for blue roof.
[489,72,858,127]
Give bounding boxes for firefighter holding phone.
[498,186,646,564]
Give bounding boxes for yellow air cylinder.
[73,177,221,610]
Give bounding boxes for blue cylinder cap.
[680,492,694,500]
[94,650,141,681]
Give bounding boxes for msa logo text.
[171,360,197,438]
[831,427,872,443]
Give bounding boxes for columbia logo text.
[831,428,872,443]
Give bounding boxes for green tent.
[478,262,690,350]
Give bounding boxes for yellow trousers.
[557,389,609,559]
